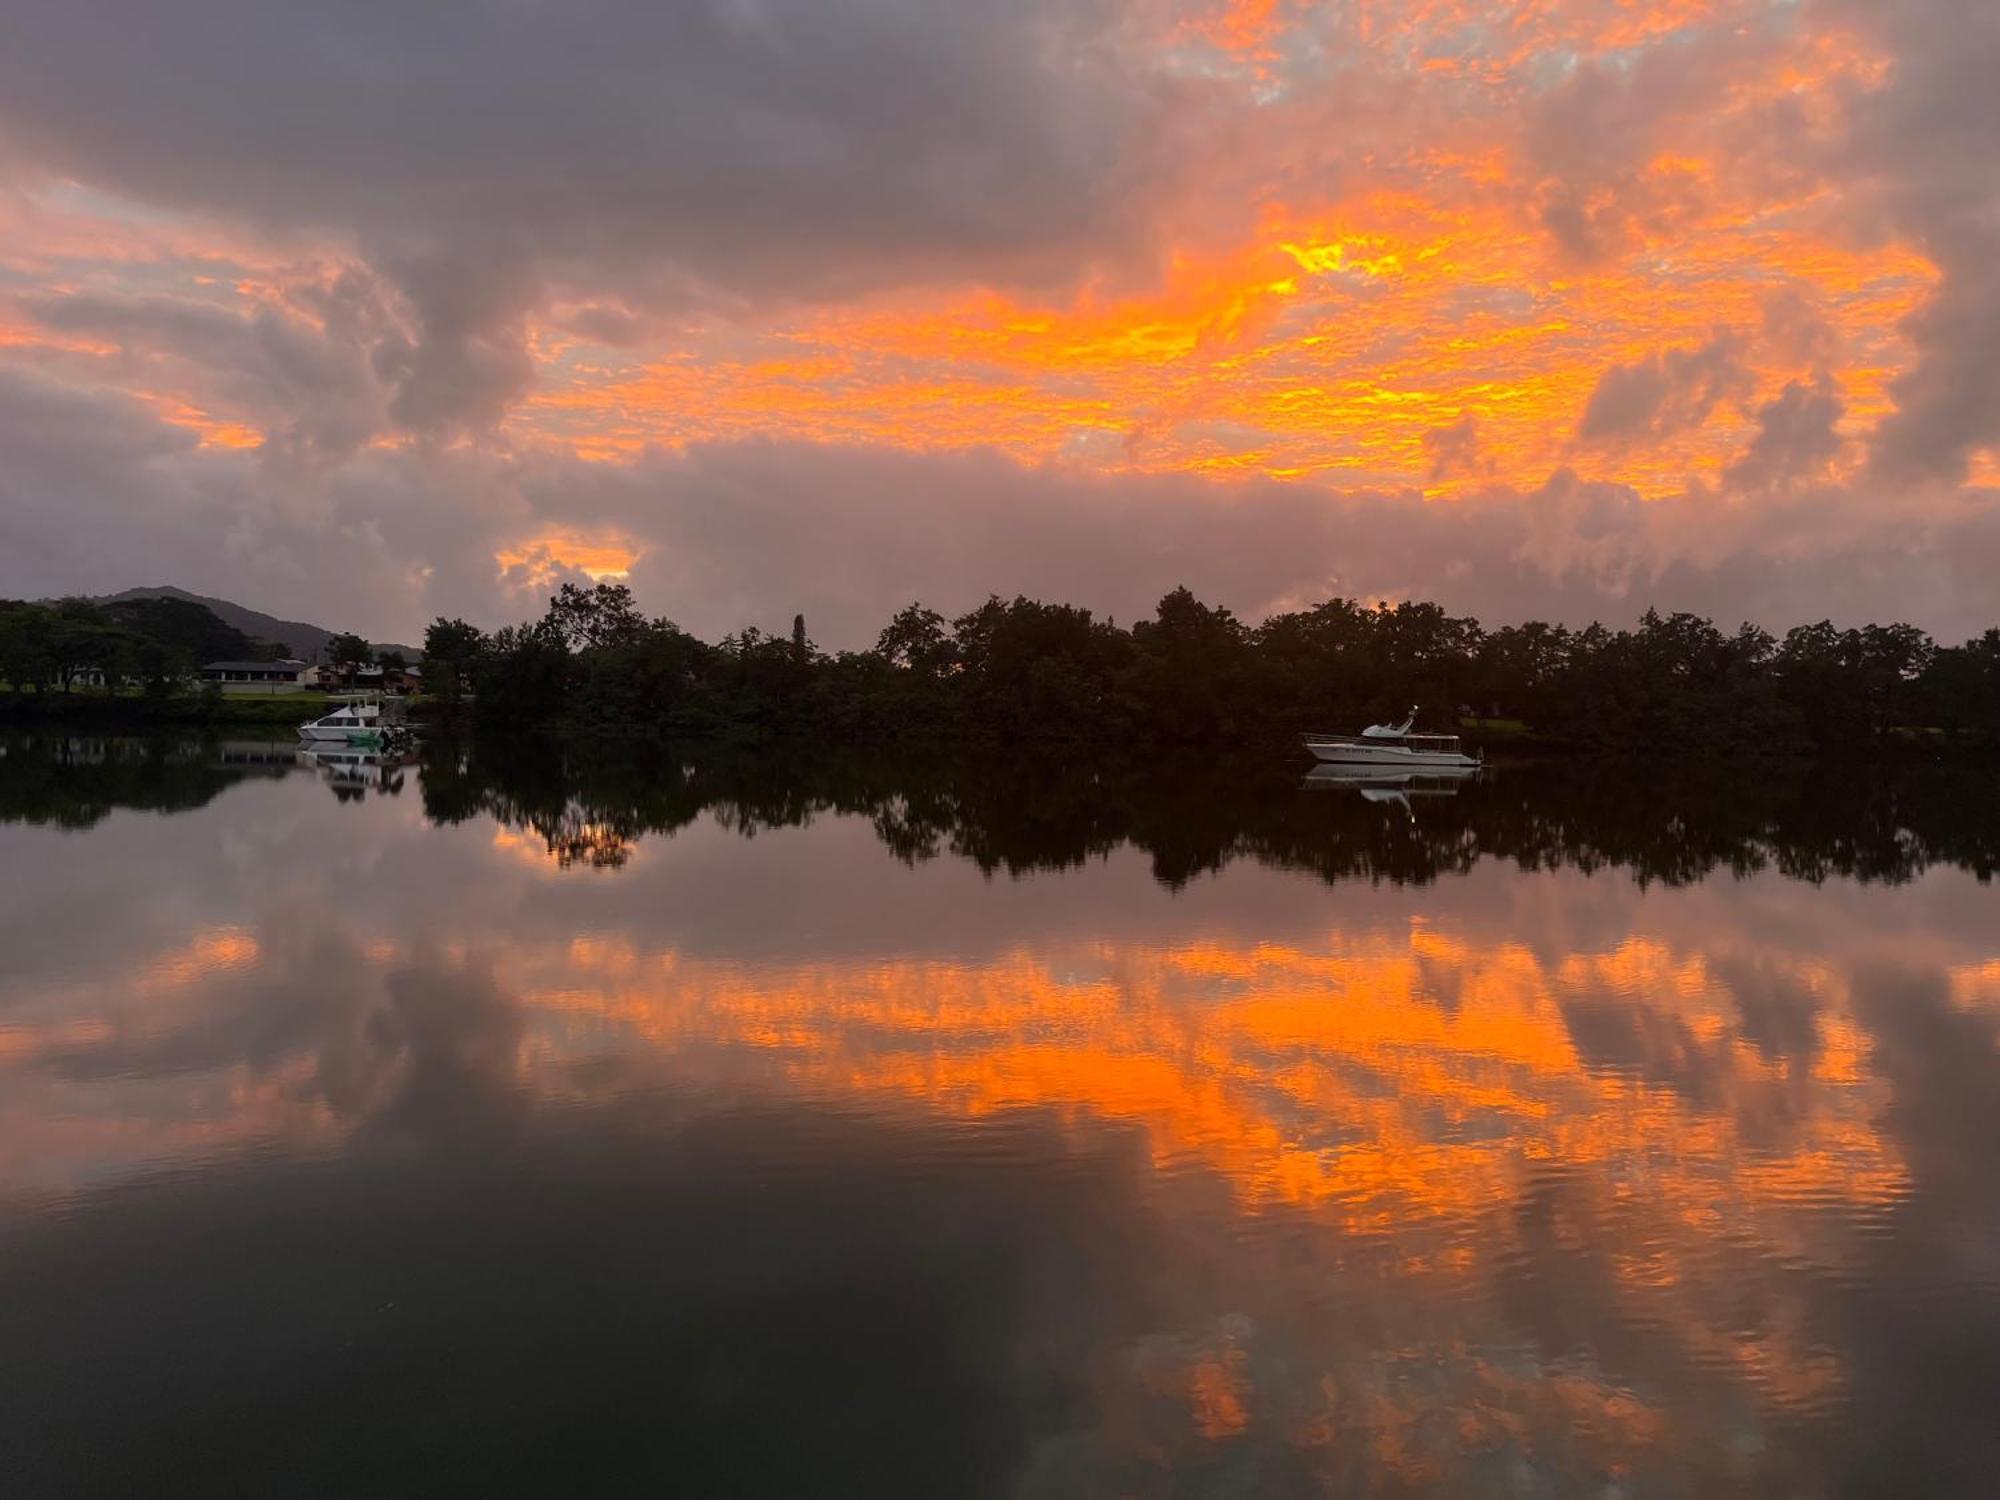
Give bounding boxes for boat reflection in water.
[294,743,411,800]
[1302,761,1478,813]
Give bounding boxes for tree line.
[0,595,277,698]
[0,598,418,705]
[425,582,2000,753]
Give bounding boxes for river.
[2,735,1997,1495]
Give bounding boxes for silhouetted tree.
[543,583,646,653]
[423,617,488,704]
[326,632,374,668]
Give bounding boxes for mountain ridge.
[96,586,421,662]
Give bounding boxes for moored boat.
[1302,706,1480,769]
[299,696,384,743]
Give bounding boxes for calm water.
[3,736,1999,1496]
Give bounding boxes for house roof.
[202,660,306,673]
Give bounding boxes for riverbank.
[0,686,337,728]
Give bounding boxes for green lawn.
[0,683,334,724]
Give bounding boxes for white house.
[201,659,309,695]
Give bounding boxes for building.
[320,661,382,691]
[319,661,423,695]
[201,659,308,695]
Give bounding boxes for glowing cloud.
[494,533,639,591]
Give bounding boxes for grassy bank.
[0,686,335,727]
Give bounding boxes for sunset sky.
[2,0,1998,644]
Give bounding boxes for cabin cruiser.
[1302,706,1480,769]
[298,696,385,744]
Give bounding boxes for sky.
[1,0,1998,646]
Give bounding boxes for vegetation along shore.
[427,583,1999,754]
[6,584,1997,754]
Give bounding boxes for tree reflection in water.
[414,736,2000,890]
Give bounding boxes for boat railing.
[1302,730,1463,749]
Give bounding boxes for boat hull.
[299,722,377,742]
[1304,740,1478,769]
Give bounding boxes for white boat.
[299,696,385,743]
[1303,706,1480,769]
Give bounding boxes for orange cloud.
[494,532,639,589]
[509,147,1933,498]
[0,0,1960,564]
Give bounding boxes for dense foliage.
[0,595,273,698]
[436,583,2000,753]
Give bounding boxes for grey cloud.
[367,244,541,435]
[1822,0,2000,484]
[0,369,476,630]
[1525,24,1786,263]
[16,252,550,446]
[0,1,1167,300]
[1421,413,1479,481]
[2,370,1996,650]
[523,439,2000,646]
[0,370,205,590]
[1724,376,1846,493]
[1759,287,1838,370]
[17,285,393,459]
[0,1,1179,440]
[558,302,654,350]
[1868,232,2000,485]
[1577,333,1750,444]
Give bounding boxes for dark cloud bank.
[0,0,1173,434]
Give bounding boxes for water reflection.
[295,743,412,801]
[417,737,2000,888]
[1,735,1997,1493]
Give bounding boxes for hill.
[98,587,420,662]
[99,595,265,664]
